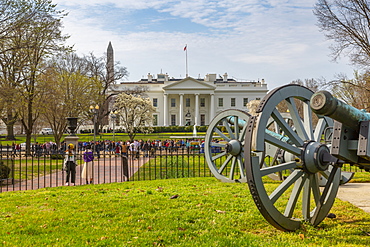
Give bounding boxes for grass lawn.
[1,177,370,246]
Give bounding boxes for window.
[171,115,176,126]
[200,114,205,126]
[186,98,190,107]
[243,98,248,106]
[153,98,158,107]
[153,114,158,126]
[200,98,205,107]
[171,98,176,107]
[231,98,236,107]
[218,98,223,107]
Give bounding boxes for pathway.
[337,183,370,213]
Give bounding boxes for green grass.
[131,153,211,181]
[1,177,370,246]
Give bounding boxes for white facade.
[110,73,268,127]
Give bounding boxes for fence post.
[122,155,129,181]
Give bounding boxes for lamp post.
[90,105,99,153]
[110,110,118,142]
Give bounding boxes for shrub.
[0,162,11,179]
[50,154,64,159]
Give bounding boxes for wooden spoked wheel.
[205,110,296,183]
[205,109,251,183]
[245,84,341,231]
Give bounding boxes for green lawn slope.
[1,177,370,246]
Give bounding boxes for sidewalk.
[337,183,370,213]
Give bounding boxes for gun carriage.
[204,84,368,231]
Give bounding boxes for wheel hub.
[225,139,242,156]
[302,141,331,174]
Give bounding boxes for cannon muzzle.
[310,90,370,130]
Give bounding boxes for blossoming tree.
[113,93,156,141]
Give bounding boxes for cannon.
[205,84,361,231]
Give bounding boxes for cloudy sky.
[55,0,355,90]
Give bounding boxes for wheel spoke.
[212,151,228,162]
[239,122,248,142]
[311,166,339,224]
[217,154,233,173]
[229,157,237,180]
[264,133,301,156]
[269,169,304,204]
[260,161,297,177]
[285,97,310,141]
[311,173,321,204]
[210,142,226,148]
[237,155,245,178]
[284,173,308,218]
[271,108,304,147]
[314,118,326,142]
[234,116,240,140]
[270,148,282,166]
[223,119,235,139]
[303,101,314,140]
[214,127,230,142]
[302,175,312,220]
[320,170,330,180]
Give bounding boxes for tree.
[314,0,370,67]
[113,93,156,141]
[322,71,370,110]
[13,0,70,153]
[84,52,128,134]
[0,0,39,47]
[0,46,23,140]
[275,78,322,113]
[290,78,322,92]
[38,52,103,147]
[0,0,47,140]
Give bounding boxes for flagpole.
[184,44,188,77]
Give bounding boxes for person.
[121,141,128,157]
[64,143,77,186]
[82,144,94,184]
[115,143,121,156]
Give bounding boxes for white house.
[110,72,268,127]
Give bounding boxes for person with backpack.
[64,143,77,186]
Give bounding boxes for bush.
[50,154,64,159]
[0,162,11,179]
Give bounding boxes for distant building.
[110,72,267,127]
[107,43,268,127]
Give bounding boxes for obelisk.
[107,41,114,82]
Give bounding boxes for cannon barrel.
[310,90,370,130]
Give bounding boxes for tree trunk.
[5,123,15,141]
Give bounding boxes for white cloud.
[54,0,355,90]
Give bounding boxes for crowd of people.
[10,138,207,158]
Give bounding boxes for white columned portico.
[195,93,199,126]
[179,93,184,126]
[163,93,168,126]
[210,93,215,122]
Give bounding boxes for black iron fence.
[0,144,366,193]
[0,145,212,192]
